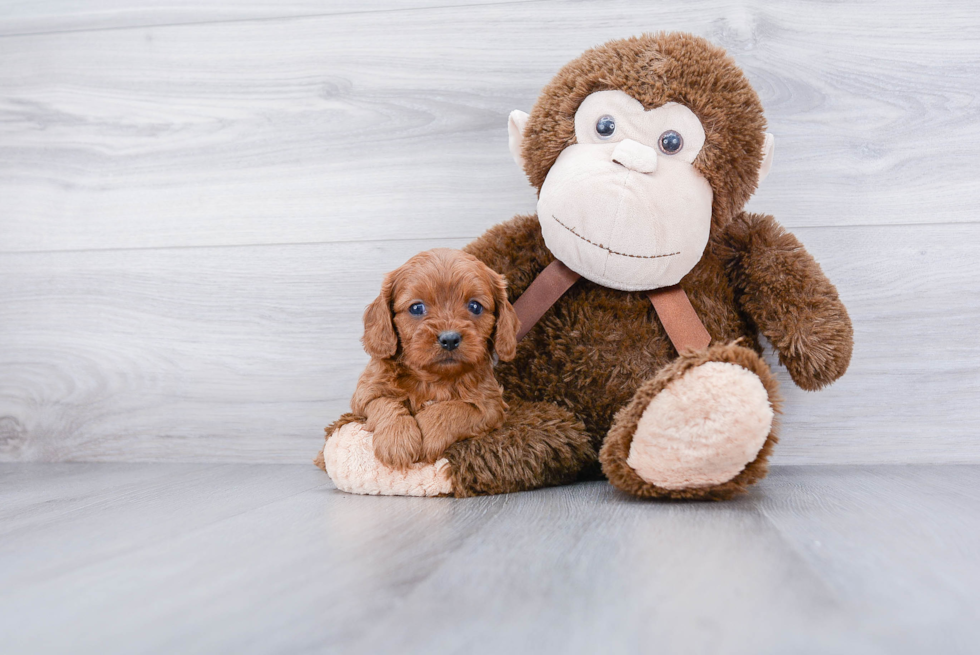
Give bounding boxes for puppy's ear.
[489,270,520,362]
[362,273,398,359]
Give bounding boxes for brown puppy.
[352,248,520,469]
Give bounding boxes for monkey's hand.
[721,212,853,391]
[416,401,490,464]
[364,397,424,469]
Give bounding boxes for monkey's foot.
[600,343,781,500]
[321,422,452,497]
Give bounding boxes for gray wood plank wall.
[1,0,978,463]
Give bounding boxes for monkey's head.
[508,33,774,291]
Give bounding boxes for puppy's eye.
[658,130,683,155]
[595,115,616,139]
[467,300,484,315]
[408,302,426,316]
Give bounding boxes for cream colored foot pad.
[323,422,452,497]
[627,362,773,490]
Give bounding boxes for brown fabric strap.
[513,260,581,342]
[646,285,712,354]
[512,260,711,354]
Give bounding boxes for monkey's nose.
[438,331,462,351]
[611,138,658,173]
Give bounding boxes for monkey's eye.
[595,115,616,139]
[408,302,426,316]
[658,130,683,155]
[467,300,484,315]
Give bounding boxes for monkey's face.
[534,90,713,291]
[509,35,774,286]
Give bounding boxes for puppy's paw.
[420,436,455,464]
[416,410,460,464]
[372,416,423,469]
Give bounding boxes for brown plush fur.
[443,33,853,499]
[717,214,853,390]
[349,249,520,468]
[458,206,849,499]
[444,399,596,497]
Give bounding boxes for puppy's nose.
[438,331,461,351]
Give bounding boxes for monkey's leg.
[321,421,454,497]
[599,343,781,501]
[443,399,596,497]
[320,400,595,497]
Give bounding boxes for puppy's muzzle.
[438,331,462,351]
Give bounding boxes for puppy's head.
[362,249,520,376]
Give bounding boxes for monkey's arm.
[719,212,853,391]
[415,398,505,463]
[463,214,553,298]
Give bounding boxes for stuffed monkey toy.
[320,32,853,500]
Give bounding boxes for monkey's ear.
[758,133,775,185]
[362,274,398,359]
[508,110,529,169]
[490,272,520,362]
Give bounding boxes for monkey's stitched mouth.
[552,215,679,260]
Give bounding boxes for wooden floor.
[1,464,977,654]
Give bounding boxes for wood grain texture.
[1,224,978,464]
[1,0,979,253]
[760,466,980,654]
[0,237,467,462]
[1,464,977,654]
[2,0,979,464]
[0,463,325,587]
[0,0,545,37]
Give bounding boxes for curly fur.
[348,249,520,468]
